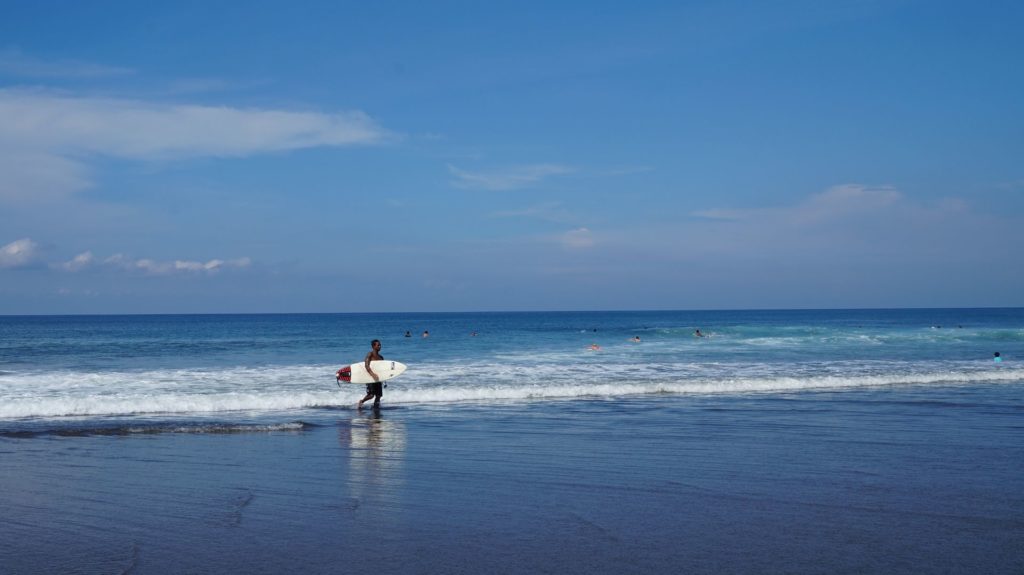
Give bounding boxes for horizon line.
[2,306,1022,318]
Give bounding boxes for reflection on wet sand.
[339,410,406,504]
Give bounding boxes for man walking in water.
[358,339,384,409]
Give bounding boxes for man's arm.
[365,352,379,381]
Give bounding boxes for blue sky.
[1,0,1022,313]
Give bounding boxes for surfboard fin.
[335,367,352,386]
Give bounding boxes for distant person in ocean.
[994,352,1002,363]
[694,329,704,338]
[422,330,430,338]
[589,343,601,351]
[631,336,641,342]
[357,339,384,409]
[404,331,411,338]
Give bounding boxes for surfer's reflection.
[339,409,406,501]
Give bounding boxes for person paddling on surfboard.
[357,339,384,409]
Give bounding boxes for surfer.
[694,329,704,338]
[357,339,384,409]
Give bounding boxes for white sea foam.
[1,361,1021,419]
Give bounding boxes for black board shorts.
[365,381,383,396]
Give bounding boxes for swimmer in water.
[694,329,704,338]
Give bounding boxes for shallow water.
[1,388,1021,574]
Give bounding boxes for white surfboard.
[336,360,407,384]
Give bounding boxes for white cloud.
[561,227,595,249]
[56,251,95,272]
[448,163,574,191]
[46,252,254,276]
[0,88,391,159]
[0,88,393,202]
[0,238,40,268]
[99,254,252,275]
[174,257,252,273]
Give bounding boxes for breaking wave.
[1,360,1020,419]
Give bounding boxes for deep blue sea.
[1,308,1021,432]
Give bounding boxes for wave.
[0,364,1021,419]
[388,367,1024,403]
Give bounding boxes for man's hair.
[371,339,381,346]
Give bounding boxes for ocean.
[1,309,1022,573]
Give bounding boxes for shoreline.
[2,390,1022,574]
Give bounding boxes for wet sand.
[1,391,1023,574]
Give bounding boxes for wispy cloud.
[560,227,595,249]
[0,49,134,79]
[57,251,94,272]
[102,255,252,275]
[691,184,902,223]
[48,249,252,275]
[0,238,40,268]
[667,183,1011,265]
[0,151,94,201]
[0,88,392,159]
[0,88,394,202]
[448,163,574,191]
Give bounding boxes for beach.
[1,310,1023,573]
[2,388,1022,574]
[5,3,1023,572]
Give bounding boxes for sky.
[1,0,1022,314]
